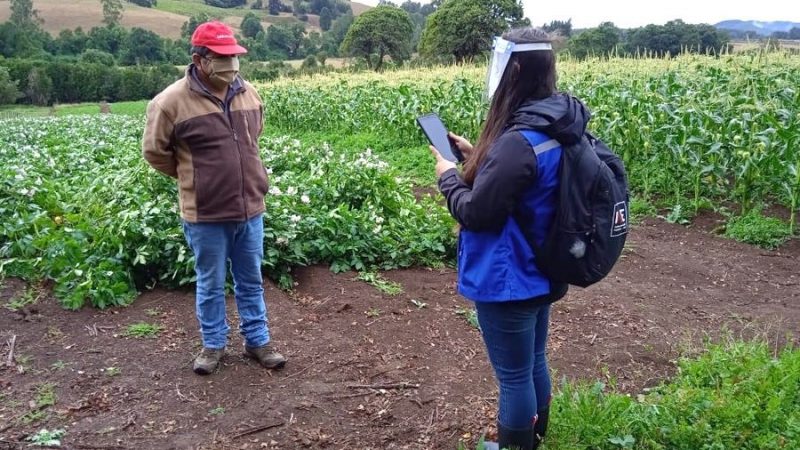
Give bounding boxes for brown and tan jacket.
[142,66,268,223]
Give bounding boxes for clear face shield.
[486,37,553,100]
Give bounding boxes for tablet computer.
[416,113,464,162]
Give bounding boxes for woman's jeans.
[475,299,552,429]
[182,214,270,350]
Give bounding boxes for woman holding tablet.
[430,27,593,450]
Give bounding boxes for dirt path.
[1,219,798,449]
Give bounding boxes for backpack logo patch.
[611,202,628,237]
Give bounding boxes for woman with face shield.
[430,27,594,450]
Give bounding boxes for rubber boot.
[533,408,550,449]
[497,422,535,450]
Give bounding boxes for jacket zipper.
[206,91,247,221]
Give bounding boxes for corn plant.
[261,53,800,229]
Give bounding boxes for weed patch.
[123,322,162,338]
[725,209,793,249]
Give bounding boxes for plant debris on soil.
[1,218,798,449]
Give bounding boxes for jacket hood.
[509,93,590,145]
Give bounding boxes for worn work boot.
[193,348,224,375]
[244,344,286,369]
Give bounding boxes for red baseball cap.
[191,21,247,55]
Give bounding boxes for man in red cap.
[142,21,286,375]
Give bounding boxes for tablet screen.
[416,113,459,162]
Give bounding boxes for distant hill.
[0,0,372,39]
[715,20,800,36]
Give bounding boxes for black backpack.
[517,131,630,288]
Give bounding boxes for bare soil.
[1,218,798,449]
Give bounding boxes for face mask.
[485,37,552,100]
[203,55,240,89]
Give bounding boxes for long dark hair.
[463,28,557,185]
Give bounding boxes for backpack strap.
[512,130,562,254]
[513,131,569,292]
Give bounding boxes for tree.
[127,0,157,7]
[101,0,124,27]
[0,66,22,105]
[400,1,421,14]
[182,13,211,40]
[10,0,43,29]
[55,28,89,55]
[268,0,281,15]
[241,13,264,38]
[625,20,728,57]
[543,19,572,38]
[319,7,333,31]
[26,67,53,106]
[87,25,129,56]
[80,49,117,66]
[418,0,527,62]
[334,0,351,15]
[419,0,442,16]
[330,13,353,44]
[266,22,306,58]
[203,0,246,7]
[292,0,307,15]
[695,24,728,54]
[340,5,413,71]
[301,54,317,69]
[122,27,165,65]
[568,22,620,59]
[0,21,51,58]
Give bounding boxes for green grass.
[56,101,148,116]
[725,209,794,249]
[458,339,800,449]
[34,383,56,408]
[21,409,47,424]
[0,104,52,118]
[123,322,162,338]
[155,0,302,23]
[19,383,58,425]
[0,101,147,118]
[629,197,657,224]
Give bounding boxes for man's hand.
[430,145,457,179]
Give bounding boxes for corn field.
[260,53,800,232]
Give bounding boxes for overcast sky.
[356,0,800,29]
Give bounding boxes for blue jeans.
[183,214,270,350]
[475,300,552,430]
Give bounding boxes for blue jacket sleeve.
[437,131,538,231]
